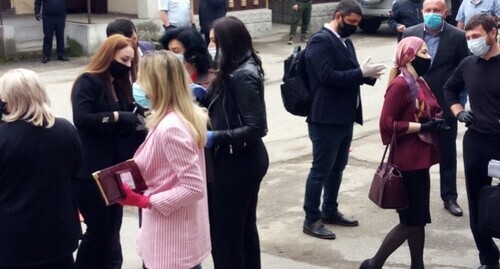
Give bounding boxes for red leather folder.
[92,159,147,206]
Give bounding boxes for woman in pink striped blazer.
[119,50,211,269]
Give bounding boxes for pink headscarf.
[393,36,426,101]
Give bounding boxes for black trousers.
[42,14,66,58]
[210,141,269,269]
[72,178,123,269]
[438,117,458,201]
[463,130,500,266]
[0,255,74,269]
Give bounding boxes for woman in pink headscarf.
[359,36,448,269]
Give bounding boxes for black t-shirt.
[444,54,500,136]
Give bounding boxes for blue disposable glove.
[205,131,214,148]
[190,83,207,103]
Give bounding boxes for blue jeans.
[303,123,353,223]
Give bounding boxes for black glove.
[163,24,175,31]
[420,118,450,132]
[434,118,450,130]
[132,103,146,117]
[118,111,140,126]
[457,111,476,125]
[35,13,41,21]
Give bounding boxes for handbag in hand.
[368,127,407,209]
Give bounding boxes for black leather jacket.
[206,55,267,152]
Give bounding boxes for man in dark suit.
[106,18,156,56]
[199,0,226,46]
[35,0,68,63]
[302,0,386,239]
[403,0,469,217]
[388,0,424,41]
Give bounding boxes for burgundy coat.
[379,76,441,171]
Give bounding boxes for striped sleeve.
[148,124,204,217]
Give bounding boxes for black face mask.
[338,18,358,38]
[411,56,431,77]
[109,60,131,78]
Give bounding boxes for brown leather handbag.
[368,129,407,209]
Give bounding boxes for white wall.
[12,0,32,14]
[108,0,138,15]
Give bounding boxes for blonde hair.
[139,50,207,148]
[387,67,401,88]
[0,68,55,127]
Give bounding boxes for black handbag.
[368,128,408,210]
[479,185,500,238]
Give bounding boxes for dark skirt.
[397,169,431,226]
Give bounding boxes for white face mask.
[467,36,491,57]
[174,53,185,62]
[208,47,217,60]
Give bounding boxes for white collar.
[324,23,345,41]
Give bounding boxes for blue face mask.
[423,13,443,29]
[132,83,151,108]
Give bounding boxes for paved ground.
[1,23,494,269]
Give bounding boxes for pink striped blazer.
[134,110,211,269]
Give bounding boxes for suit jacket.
[305,27,375,125]
[0,119,82,266]
[138,40,156,54]
[403,22,469,118]
[135,111,210,269]
[34,0,66,15]
[71,73,146,180]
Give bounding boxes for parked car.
[356,0,452,33]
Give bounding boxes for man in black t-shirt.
[444,14,500,269]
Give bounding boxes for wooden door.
[67,0,86,13]
[66,0,107,14]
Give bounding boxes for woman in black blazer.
[0,68,82,269]
[71,35,146,269]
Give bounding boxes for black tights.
[369,224,425,269]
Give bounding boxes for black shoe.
[478,265,500,269]
[359,259,371,269]
[41,57,49,63]
[303,220,336,240]
[57,56,69,61]
[301,35,309,42]
[444,199,463,217]
[322,212,359,226]
[287,35,294,45]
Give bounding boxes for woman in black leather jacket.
[204,16,269,269]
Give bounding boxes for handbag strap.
[387,122,397,164]
[379,122,398,171]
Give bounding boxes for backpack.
[280,45,312,117]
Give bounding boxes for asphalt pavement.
[0,23,491,269]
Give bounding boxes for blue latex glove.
[190,83,207,103]
[205,131,214,148]
[133,83,151,108]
